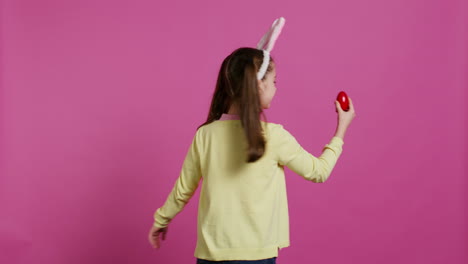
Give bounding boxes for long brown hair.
[198,47,274,163]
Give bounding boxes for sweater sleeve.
[153,130,203,228]
[274,124,344,183]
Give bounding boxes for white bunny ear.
[256,25,273,50]
[256,17,286,51]
[256,17,286,80]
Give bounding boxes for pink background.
[1,0,467,263]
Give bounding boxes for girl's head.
[200,47,277,162]
[219,47,277,111]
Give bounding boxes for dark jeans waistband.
[196,257,277,264]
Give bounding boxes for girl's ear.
[257,79,266,94]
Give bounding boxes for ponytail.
[239,62,265,162]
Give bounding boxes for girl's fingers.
[155,232,160,248]
[335,101,342,113]
[149,226,167,249]
[149,230,160,248]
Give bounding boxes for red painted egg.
[337,91,350,111]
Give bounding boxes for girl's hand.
[148,224,168,249]
[334,97,356,140]
[335,97,356,129]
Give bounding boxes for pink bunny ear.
[256,17,286,52]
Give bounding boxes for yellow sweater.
[153,114,344,261]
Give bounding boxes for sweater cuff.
[330,136,344,146]
[153,208,169,229]
[153,221,167,229]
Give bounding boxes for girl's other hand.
[148,225,168,249]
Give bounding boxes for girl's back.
[190,113,344,260]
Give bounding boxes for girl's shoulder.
[260,121,290,139]
[261,120,286,130]
[196,119,288,136]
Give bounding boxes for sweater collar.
[219,113,241,121]
[219,113,267,121]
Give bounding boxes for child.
[148,18,356,264]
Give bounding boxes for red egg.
[337,91,350,111]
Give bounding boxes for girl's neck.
[222,105,267,122]
[225,105,266,116]
[226,104,240,115]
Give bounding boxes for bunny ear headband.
[256,17,286,80]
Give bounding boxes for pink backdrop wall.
[1,0,467,263]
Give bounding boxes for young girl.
[148,46,356,263]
